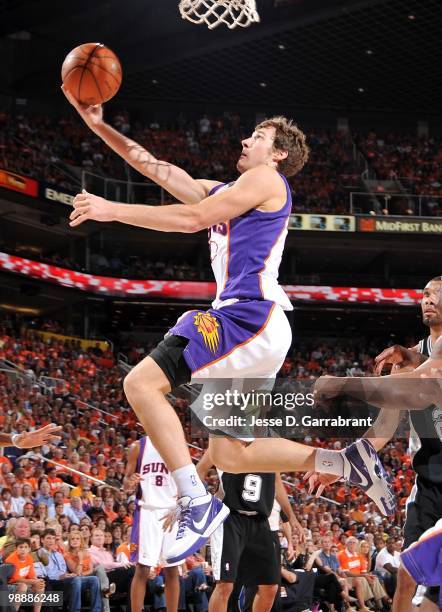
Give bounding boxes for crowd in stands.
[1,109,358,216]
[357,131,442,215]
[3,108,442,220]
[0,316,417,610]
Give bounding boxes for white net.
[179,0,260,30]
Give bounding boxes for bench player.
[63,86,396,563]
[124,436,180,612]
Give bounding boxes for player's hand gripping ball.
[61,42,122,106]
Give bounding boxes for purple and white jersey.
[136,436,177,510]
[208,174,293,311]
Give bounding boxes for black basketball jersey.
[217,471,275,517]
[409,335,442,484]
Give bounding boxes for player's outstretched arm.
[0,424,62,448]
[315,337,442,411]
[362,408,404,450]
[62,85,218,204]
[275,473,305,543]
[69,165,281,231]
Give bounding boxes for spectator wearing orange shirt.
[64,531,115,612]
[337,537,375,612]
[5,538,45,612]
[102,498,118,524]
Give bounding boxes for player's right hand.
[123,473,143,492]
[161,507,179,533]
[61,84,103,129]
[303,471,340,497]
[373,345,426,375]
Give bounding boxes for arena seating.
[0,316,414,609]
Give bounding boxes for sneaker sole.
[166,504,230,564]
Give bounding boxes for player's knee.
[209,447,241,473]
[214,581,234,598]
[163,566,178,579]
[258,584,278,603]
[124,358,168,401]
[134,564,150,580]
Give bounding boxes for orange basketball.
[61,42,122,106]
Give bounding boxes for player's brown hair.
[255,116,309,177]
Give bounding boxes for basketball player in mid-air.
[124,436,180,612]
[0,424,61,448]
[63,86,395,563]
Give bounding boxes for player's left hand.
[70,190,117,227]
[15,424,62,448]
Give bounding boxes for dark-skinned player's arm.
[196,449,214,482]
[315,336,442,411]
[275,473,305,543]
[62,85,219,204]
[123,441,143,493]
[69,165,279,231]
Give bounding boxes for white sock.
[314,448,344,477]
[172,464,207,499]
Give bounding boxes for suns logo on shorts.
[194,312,220,354]
[129,543,138,552]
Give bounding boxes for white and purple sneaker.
[343,439,396,516]
[166,493,230,564]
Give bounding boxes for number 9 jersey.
[218,471,275,517]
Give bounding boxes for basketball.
[61,42,122,106]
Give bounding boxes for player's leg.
[253,585,278,612]
[123,354,200,479]
[131,564,150,612]
[392,565,416,612]
[208,581,234,612]
[209,513,245,612]
[163,566,180,612]
[124,344,229,564]
[236,517,280,612]
[209,435,395,515]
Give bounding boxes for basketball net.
[179,0,260,30]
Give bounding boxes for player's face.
[237,126,280,173]
[421,281,442,327]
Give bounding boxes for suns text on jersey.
[141,462,169,475]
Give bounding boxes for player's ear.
[273,148,288,163]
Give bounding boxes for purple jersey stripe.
[130,505,140,564]
[219,173,292,302]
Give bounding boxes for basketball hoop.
[179,0,260,30]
